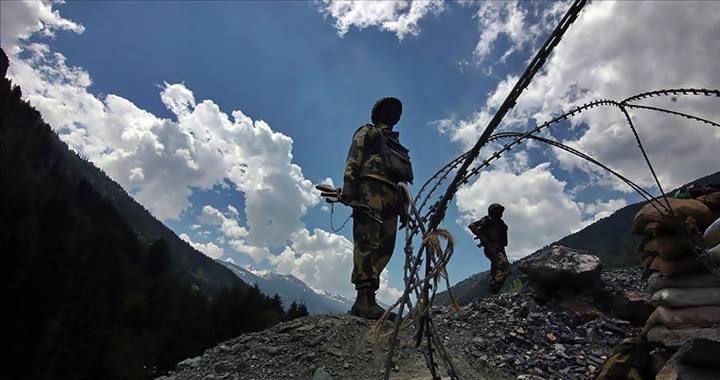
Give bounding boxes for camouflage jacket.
[469,216,508,247]
[342,124,412,202]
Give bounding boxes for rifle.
[315,184,382,224]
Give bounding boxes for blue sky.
[2,1,718,302]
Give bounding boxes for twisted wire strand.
[488,132,664,210]
[416,88,720,225]
[417,90,720,224]
[622,88,720,104]
[618,104,674,213]
[624,103,720,128]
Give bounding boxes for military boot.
[350,287,385,319]
[368,290,397,321]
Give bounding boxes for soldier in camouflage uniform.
[468,203,511,294]
[342,97,413,320]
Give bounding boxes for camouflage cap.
[371,97,402,126]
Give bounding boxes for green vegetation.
[0,51,307,380]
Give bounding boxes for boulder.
[644,305,720,331]
[518,245,602,291]
[651,287,720,308]
[646,326,720,348]
[178,356,202,369]
[646,272,720,293]
[311,367,333,380]
[632,198,713,234]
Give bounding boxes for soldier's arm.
[468,221,481,237]
[342,127,369,203]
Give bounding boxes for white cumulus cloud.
[444,1,720,190]
[199,205,249,239]
[0,0,85,55]
[318,0,445,40]
[5,32,319,250]
[270,228,402,303]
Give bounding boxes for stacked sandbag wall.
[633,193,720,378]
[597,192,720,379]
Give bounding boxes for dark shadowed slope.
[0,48,294,380]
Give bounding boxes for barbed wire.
[377,1,590,379]
[372,0,719,377]
[381,89,720,379]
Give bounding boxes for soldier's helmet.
[371,97,402,126]
[488,203,505,217]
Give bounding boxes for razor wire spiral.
[378,90,720,380]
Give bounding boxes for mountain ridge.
[218,260,354,315]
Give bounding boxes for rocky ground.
[159,268,643,380]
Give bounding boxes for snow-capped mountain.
[218,260,354,315]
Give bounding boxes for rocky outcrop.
[436,292,640,379]
[519,245,602,291]
[517,246,654,326]
[161,267,645,380]
[157,314,505,380]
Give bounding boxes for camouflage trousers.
[483,243,511,293]
[351,179,399,291]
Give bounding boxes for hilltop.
[162,267,644,380]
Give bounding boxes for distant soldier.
[342,97,412,319]
[469,203,510,294]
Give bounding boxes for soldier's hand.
[399,214,408,230]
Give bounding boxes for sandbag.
[644,305,720,331]
[644,221,673,238]
[632,198,712,234]
[647,325,720,348]
[643,235,694,259]
[656,339,720,380]
[648,255,708,277]
[697,192,720,211]
[707,243,720,269]
[704,217,720,246]
[651,287,720,308]
[646,272,720,293]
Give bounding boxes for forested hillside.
[0,49,301,380]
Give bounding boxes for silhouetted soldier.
[342,97,412,319]
[469,203,511,294]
